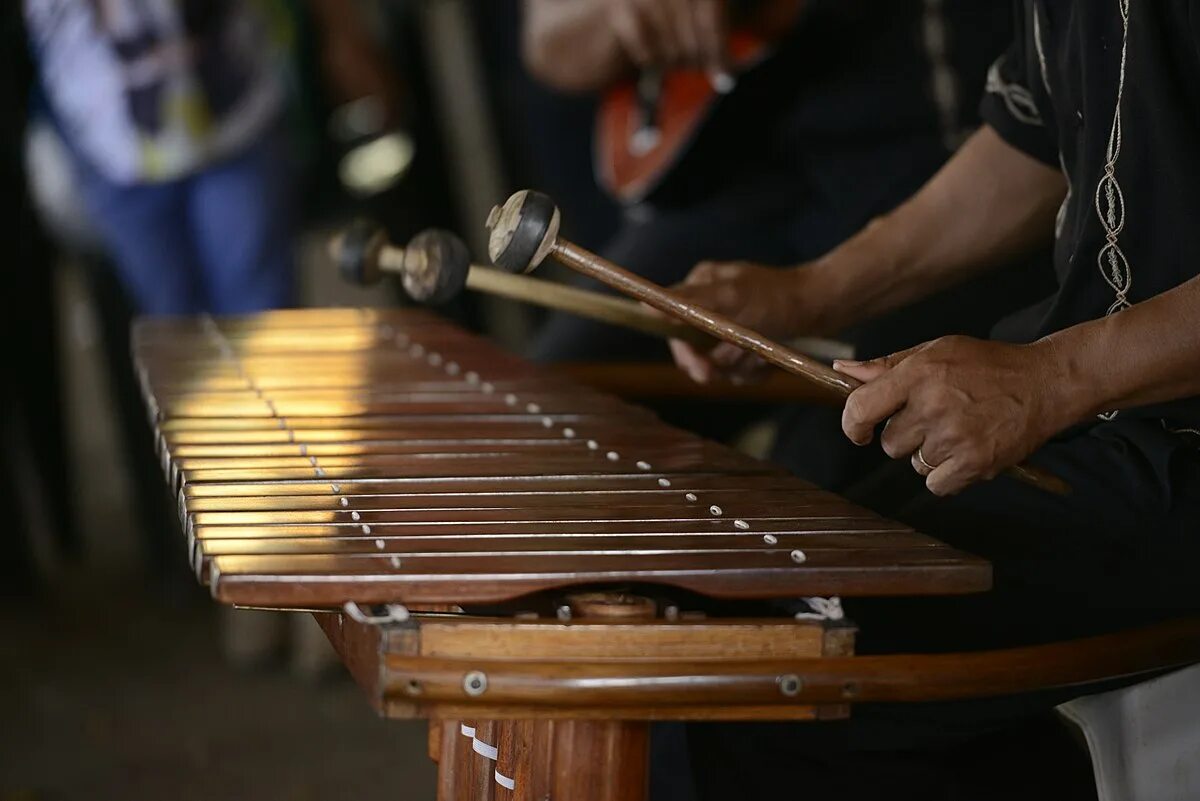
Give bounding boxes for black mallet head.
[398,229,472,305]
[330,219,387,286]
[330,222,472,306]
[485,190,561,274]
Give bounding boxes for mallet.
[330,220,712,346]
[485,189,1071,496]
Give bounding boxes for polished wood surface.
[438,717,649,801]
[132,307,1196,801]
[317,607,1200,717]
[133,307,990,608]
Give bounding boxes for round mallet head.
[399,229,472,305]
[485,190,561,274]
[332,219,387,285]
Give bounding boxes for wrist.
[801,215,907,335]
[784,263,841,336]
[1029,322,1111,432]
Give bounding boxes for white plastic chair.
[1059,662,1200,801]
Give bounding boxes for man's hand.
[834,336,1069,496]
[667,260,837,384]
[607,0,725,70]
[309,0,403,125]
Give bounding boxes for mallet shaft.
[464,266,710,347]
[552,239,855,397]
[377,235,846,357]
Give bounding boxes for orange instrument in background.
[595,0,806,203]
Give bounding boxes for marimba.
[133,307,1197,800]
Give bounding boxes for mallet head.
[485,190,561,274]
[330,219,387,286]
[399,229,472,305]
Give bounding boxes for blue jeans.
[74,132,295,315]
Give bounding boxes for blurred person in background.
[22,0,402,671]
[25,0,400,316]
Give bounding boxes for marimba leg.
[550,720,649,801]
[471,720,498,800]
[437,718,478,801]
[436,717,649,801]
[494,720,517,800]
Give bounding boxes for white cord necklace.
[1094,0,1133,421]
[1094,0,1133,317]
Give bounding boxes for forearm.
[804,126,1066,333]
[308,0,378,56]
[522,0,629,92]
[1041,275,1200,425]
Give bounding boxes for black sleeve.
[978,3,1059,166]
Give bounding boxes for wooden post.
[433,592,657,800]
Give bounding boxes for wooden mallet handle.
[332,222,850,358]
[470,269,852,360]
[330,221,712,344]
[465,268,715,347]
[486,190,1070,496]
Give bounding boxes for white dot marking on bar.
[734,519,750,530]
[658,478,672,487]
[791,549,807,564]
[563,427,576,438]
[351,511,361,521]
[606,451,620,461]
[685,493,698,502]
[710,505,723,516]
[362,524,372,534]
[763,534,778,545]
[375,539,385,549]
[636,461,651,470]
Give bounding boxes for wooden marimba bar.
[134,307,993,800]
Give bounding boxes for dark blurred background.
[2,1,614,798]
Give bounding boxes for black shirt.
[654,1,1015,207]
[981,0,1200,429]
